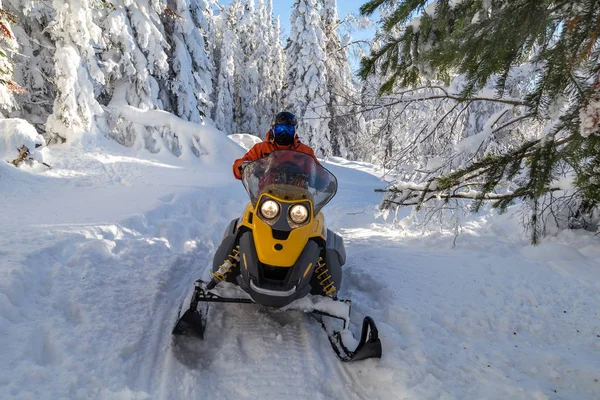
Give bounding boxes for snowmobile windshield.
[241,150,337,214]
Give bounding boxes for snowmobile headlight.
[289,204,309,224]
[260,199,280,220]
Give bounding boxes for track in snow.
[139,265,373,400]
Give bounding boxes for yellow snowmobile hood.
[238,193,326,267]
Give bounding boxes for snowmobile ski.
[321,316,382,362]
[172,280,253,339]
[172,280,382,362]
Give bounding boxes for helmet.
[271,111,297,146]
[273,111,297,127]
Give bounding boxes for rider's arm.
[232,143,265,179]
[302,145,321,166]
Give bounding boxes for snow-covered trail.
[1,141,599,399]
[0,144,385,399]
[154,303,369,400]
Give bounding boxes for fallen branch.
[10,145,52,169]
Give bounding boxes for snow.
[1,128,599,399]
[0,118,45,163]
[550,175,575,191]
[456,106,511,153]
[407,17,421,31]
[424,3,437,17]
[228,133,263,150]
[580,95,600,138]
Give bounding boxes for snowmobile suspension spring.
[315,257,336,296]
[213,247,240,282]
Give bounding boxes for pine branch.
[377,186,564,204]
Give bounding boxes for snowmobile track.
[124,224,374,399]
[155,299,372,399]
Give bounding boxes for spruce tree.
[269,15,286,120]
[286,0,332,156]
[99,1,170,152]
[4,2,56,138]
[162,0,215,123]
[0,8,19,113]
[361,0,600,241]
[232,0,259,135]
[320,0,356,158]
[212,4,238,135]
[255,0,284,136]
[44,0,106,143]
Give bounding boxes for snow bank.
[0,118,45,164]
[110,105,245,164]
[228,133,263,151]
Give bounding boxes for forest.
[1,0,599,240]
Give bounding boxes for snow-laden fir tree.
[360,0,600,242]
[230,0,259,135]
[286,0,331,156]
[212,3,238,134]
[4,2,57,137]
[162,0,215,123]
[100,1,173,152]
[254,0,284,136]
[320,0,359,159]
[2,0,231,158]
[269,15,287,118]
[44,0,106,143]
[0,6,19,113]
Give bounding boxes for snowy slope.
[1,134,599,400]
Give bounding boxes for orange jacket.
[232,131,320,179]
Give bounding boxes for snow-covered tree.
[211,0,283,136]
[162,0,214,123]
[361,0,600,242]
[44,0,106,143]
[269,15,286,117]
[254,0,284,136]
[0,7,19,113]
[212,4,237,134]
[100,1,174,152]
[4,2,56,138]
[286,0,331,156]
[320,0,359,158]
[1,0,287,158]
[229,0,259,135]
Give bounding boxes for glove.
[238,161,251,172]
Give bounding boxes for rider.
[209,111,336,293]
[232,111,320,179]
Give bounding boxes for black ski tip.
[172,309,205,339]
[348,338,382,361]
[348,316,382,362]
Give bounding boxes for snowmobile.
[172,150,382,362]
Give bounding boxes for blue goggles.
[272,124,295,136]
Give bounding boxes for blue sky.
[217,0,378,70]
[217,0,377,37]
